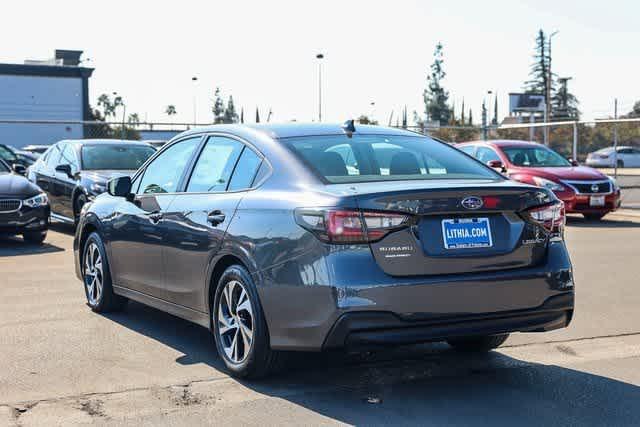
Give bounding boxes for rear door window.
[186,136,243,193]
[228,147,262,191]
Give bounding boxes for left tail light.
[527,202,565,236]
[295,208,410,244]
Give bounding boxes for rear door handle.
[207,210,226,226]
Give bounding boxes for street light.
[316,53,324,122]
[112,91,126,139]
[191,76,198,126]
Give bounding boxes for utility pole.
[316,53,324,122]
[614,98,619,178]
[481,100,488,141]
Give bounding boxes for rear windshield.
[81,145,156,170]
[283,134,500,183]
[502,146,570,167]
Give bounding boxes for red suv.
[457,140,621,220]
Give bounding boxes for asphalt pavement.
[1,215,639,426]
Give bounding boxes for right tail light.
[527,202,565,236]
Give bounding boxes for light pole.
[316,53,324,122]
[191,76,198,126]
[545,30,559,146]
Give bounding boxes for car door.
[107,136,202,299]
[629,148,640,167]
[38,144,63,215]
[53,143,80,220]
[162,135,262,312]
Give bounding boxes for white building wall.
[0,75,84,148]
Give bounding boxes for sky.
[2,0,638,125]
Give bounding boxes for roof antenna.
[342,119,356,137]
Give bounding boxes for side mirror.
[55,164,73,178]
[487,160,507,173]
[107,176,132,198]
[12,163,26,175]
[568,158,579,167]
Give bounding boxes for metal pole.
[572,121,578,162]
[121,104,126,139]
[316,53,324,122]
[529,114,535,142]
[192,76,198,126]
[613,98,619,179]
[481,101,487,141]
[546,31,559,147]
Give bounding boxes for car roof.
[461,139,548,148]
[59,139,153,147]
[175,123,422,140]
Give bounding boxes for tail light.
[295,209,410,244]
[527,202,565,236]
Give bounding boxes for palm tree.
[127,113,140,127]
[165,105,177,123]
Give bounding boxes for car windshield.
[502,146,571,167]
[283,134,500,183]
[81,145,155,170]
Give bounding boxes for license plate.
[590,196,605,207]
[442,218,493,249]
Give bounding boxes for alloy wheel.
[217,280,254,364]
[84,242,103,306]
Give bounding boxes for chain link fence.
[2,118,639,163]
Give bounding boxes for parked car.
[28,139,156,225]
[74,123,574,378]
[585,146,640,168]
[458,140,621,220]
[0,144,36,171]
[0,159,50,244]
[21,144,51,157]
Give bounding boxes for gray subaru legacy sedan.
[74,122,574,378]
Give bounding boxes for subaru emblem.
[461,196,483,210]
[590,183,599,193]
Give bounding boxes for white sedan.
[586,146,640,168]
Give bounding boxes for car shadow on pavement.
[49,222,76,236]
[101,301,640,425]
[566,215,640,228]
[0,235,64,256]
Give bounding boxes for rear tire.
[212,265,283,379]
[447,334,509,352]
[82,232,127,313]
[583,213,606,221]
[23,231,46,245]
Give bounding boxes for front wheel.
[212,265,283,378]
[82,232,127,312]
[447,334,509,352]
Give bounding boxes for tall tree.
[492,94,499,125]
[127,113,140,126]
[552,78,580,120]
[461,99,465,124]
[97,94,116,119]
[423,42,451,125]
[402,106,408,129]
[524,30,552,97]
[223,95,238,123]
[255,107,260,123]
[212,87,225,124]
[240,107,245,124]
[468,109,473,126]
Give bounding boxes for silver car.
[586,146,640,168]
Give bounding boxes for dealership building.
[0,49,93,148]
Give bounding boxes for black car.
[0,144,35,172]
[0,159,50,244]
[28,140,156,225]
[74,123,574,378]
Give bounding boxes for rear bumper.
[323,293,573,349]
[261,240,574,351]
